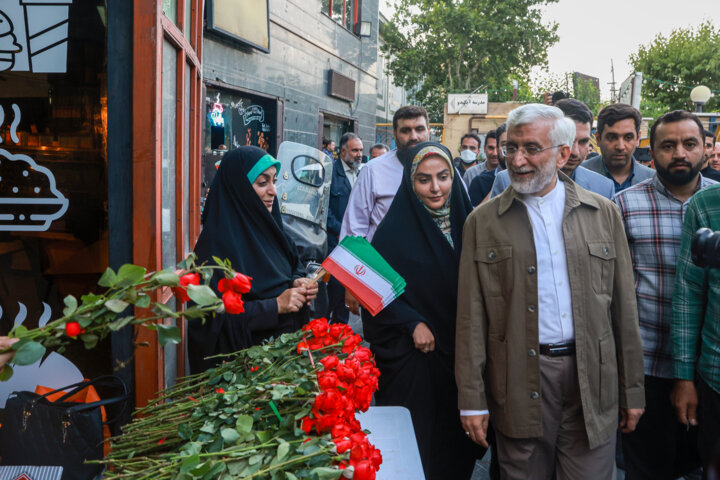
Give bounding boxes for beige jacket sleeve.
[455,213,489,411]
[608,204,645,410]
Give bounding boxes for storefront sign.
[206,0,270,53]
[447,94,489,115]
[207,102,224,127]
[0,0,73,73]
[243,105,264,126]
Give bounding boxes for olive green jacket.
[455,173,645,449]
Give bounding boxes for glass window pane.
[184,65,191,255]
[163,299,178,389]
[163,0,177,24]
[184,0,192,41]
[321,0,330,15]
[332,0,342,23]
[162,39,177,270]
[345,0,354,31]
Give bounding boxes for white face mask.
[460,149,477,163]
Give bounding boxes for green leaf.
[81,293,103,306]
[255,430,271,443]
[98,267,117,287]
[221,428,241,445]
[106,298,129,313]
[156,324,181,346]
[248,453,265,466]
[8,325,28,338]
[180,454,201,474]
[152,302,177,317]
[309,467,342,480]
[212,256,225,266]
[276,441,290,461]
[81,334,99,349]
[228,460,249,476]
[285,473,298,480]
[0,365,14,382]
[13,341,46,366]
[182,306,206,319]
[108,316,134,331]
[236,414,253,433]
[135,294,151,309]
[178,423,194,441]
[187,285,218,306]
[77,314,95,328]
[153,272,180,286]
[63,295,77,316]
[202,462,226,480]
[116,264,147,287]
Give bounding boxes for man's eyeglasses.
[501,144,564,159]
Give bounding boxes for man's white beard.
[509,159,557,195]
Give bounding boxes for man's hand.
[461,414,490,447]
[671,380,698,427]
[344,290,360,315]
[412,322,435,353]
[293,278,319,304]
[619,408,644,433]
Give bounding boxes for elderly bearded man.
[455,104,645,479]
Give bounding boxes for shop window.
[161,38,177,271]
[322,113,355,154]
[0,0,110,380]
[322,0,358,33]
[202,86,279,209]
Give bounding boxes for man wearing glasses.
[456,104,645,479]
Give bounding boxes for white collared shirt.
[343,160,358,188]
[521,178,575,344]
[460,177,575,419]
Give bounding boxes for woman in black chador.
[363,142,484,478]
[189,146,316,373]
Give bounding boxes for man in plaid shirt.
[671,181,720,470]
[615,110,715,479]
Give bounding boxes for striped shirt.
[615,174,716,378]
[672,183,720,394]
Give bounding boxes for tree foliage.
[630,21,720,115]
[381,0,559,121]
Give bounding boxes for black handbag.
[0,375,128,480]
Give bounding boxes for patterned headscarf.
[410,145,454,246]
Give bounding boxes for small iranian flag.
[322,236,406,316]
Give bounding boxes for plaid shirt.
[672,183,720,394]
[615,174,717,378]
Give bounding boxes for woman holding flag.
[188,146,317,373]
[364,142,483,478]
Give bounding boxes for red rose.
[334,438,352,453]
[352,347,372,363]
[352,460,376,480]
[173,272,200,303]
[297,340,310,354]
[222,291,245,314]
[318,371,339,391]
[311,318,330,338]
[320,354,339,370]
[300,416,315,434]
[329,323,351,340]
[65,321,84,338]
[342,334,362,353]
[370,448,383,469]
[218,273,252,294]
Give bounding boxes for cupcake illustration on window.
[0,10,22,72]
[0,149,68,231]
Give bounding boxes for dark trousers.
[622,375,701,479]
[327,276,349,324]
[698,376,720,471]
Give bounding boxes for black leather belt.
[539,341,576,357]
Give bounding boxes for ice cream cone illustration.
[0,11,22,72]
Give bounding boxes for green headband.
[247,154,282,183]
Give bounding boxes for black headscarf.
[365,141,472,359]
[189,146,301,371]
[363,141,479,478]
[194,146,297,298]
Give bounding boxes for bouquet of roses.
[2,254,248,381]
[100,318,382,480]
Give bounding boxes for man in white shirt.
[340,105,430,313]
[456,104,645,479]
